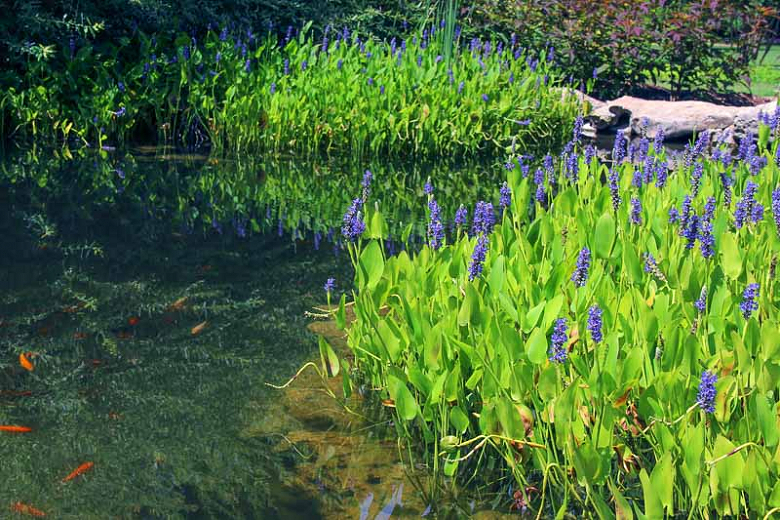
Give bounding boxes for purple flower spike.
[772,188,780,237]
[468,234,489,281]
[454,205,468,228]
[735,181,759,229]
[571,247,591,287]
[630,198,642,225]
[324,278,336,294]
[472,201,495,236]
[499,182,511,211]
[740,283,759,319]
[587,305,603,343]
[695,286,707,314]
[341,198,365,242]
[548,318,569,364]
[696,370,717,413]
[427,198,444,251]
[699,221,714,259]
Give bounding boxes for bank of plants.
[1,21,578,158]
[332,116,780,516]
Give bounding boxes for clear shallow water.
[0,148,505,519]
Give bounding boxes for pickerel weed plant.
[2,21,579,158]
[330,120,780,516]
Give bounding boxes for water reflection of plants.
[334,120,780,516]
[1,148,501,249]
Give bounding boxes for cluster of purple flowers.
[695,286,707,313]
[454,205,468,229]
[587,305,603,343]
[630,198,642,225]
[696,370,718,414]
[643,253,667,282]
[686,131,709,167]
[690,162,704,196]
[324,277,336,294]
[773,188,780,237]
[571,247,591,287]
[608,170,621,212]
[468,234,489,281]
[735,181,764,229]
[699,221,714,259]
[740,283,759,319]
[342,203,363,242]
[548,318,569,364]
[534,168,546,207]
[427,196,445,250]
[472,201,495,236]
[499,182,511,212]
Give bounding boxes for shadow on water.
[0,147,514,518]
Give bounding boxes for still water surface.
[0,148,504,518]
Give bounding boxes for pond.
[0,148,507,519]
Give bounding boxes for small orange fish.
[128,316,140,326]
[73,332,87,340]
[168,297,188,311]
[10,501,46,517]
[19,353,34,372]
[191,321,208,335]
[0,425,32,433]
[61,462,94,483]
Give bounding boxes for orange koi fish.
[61,462,94,483]
[191,321,207,335]
[0,425,32,433]
[169,297,188,311]
[19,353,34,372]
[10,501,46,517]
[128,316,140,326]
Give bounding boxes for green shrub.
[464,0,778,99]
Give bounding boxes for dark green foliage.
[464,0,778,99]
[0,0,426,85]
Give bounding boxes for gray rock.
[584,96,778,142]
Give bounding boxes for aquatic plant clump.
[335,123,780,517]
[2,21,580,157]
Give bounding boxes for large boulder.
[585,96,778,141]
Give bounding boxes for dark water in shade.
[0,149,508,519]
